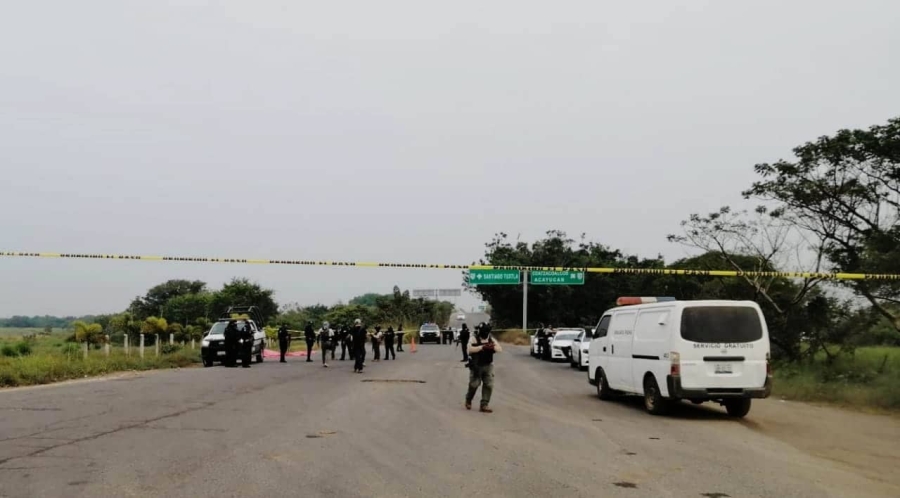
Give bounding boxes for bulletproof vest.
[472,335,494,366]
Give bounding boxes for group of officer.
[222,320,256,368]
[272,317,502,413]
[275,320,407,371]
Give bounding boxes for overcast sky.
[2,0,898,316]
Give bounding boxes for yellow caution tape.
[1,251,899,280]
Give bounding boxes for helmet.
[322,321,330,329]
[354,318,362,325]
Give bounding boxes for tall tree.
[208,278,278,325]
[130,280,207,319]
[744,117,900,331]
[161,293,211,325]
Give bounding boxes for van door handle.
[611,345,614,354]
[603,346,607,352]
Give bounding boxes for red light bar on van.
[616,297,677,306]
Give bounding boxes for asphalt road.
[1,345,897,498]
[448,311,489,330]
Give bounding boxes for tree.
[469,231,665,328]
[744,117,900,332]
[668,206,843,360]
[167,323,188,343]
[141,316,168,344]
[161,293,211,325]
[208,278,278,325]
[130,280,207,319]
[324,304,377,328]
[73,321,104,346]
[349,293,383,307]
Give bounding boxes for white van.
[587,298,772,418]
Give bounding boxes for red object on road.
[263,349,310,359]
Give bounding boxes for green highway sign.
[530,270,585,285]
[469,269,521,285]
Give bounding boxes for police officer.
[318,321,334,368]
[465,322,502,413]
[277,323,291,363]
[346,324,357,361]
[350,318,368,373]
[239,322,253,368]
[384,326,396,360]
[338,324,350,361]
[458,323,470,363]
[396,324,404,352]
[371,326,383,362]
[536,323,548,360]
[304,320,315,363]
[223,320,239,367]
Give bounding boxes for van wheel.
[570,358,577,369]
[643,375,670,415]
[724,399,752,418]
[596,369,614,401]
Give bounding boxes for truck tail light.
[766,352,772,375]
[670,351,681,376]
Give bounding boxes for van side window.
[594,316,611,338]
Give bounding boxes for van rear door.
[676,304,769,390]
[607,311,637,391]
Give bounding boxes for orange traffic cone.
[410,334,417,353]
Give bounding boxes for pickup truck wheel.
[643,375,670,416]
[202,357,212,368]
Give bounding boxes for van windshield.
[680,307,762,343]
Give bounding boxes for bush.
[15,342,32,357]
[60,343,81,357]
[161,344,182,355]
[1,345,18,357]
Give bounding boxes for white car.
[456,313,466,321]
[569,329,590,370]
[548,328,584,362]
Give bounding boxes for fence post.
[105,335,110,357]
[140,334,145,359]
[169,333,174,346]
[156,336,160,357]
[124,335,129,356]
[191,338,195,350]
[83,342,88,359]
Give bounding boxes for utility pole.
[522,271,528,333]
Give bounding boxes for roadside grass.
[0,327,48,338]
[0,332,201,388]
[773,346,900,411]
[495,329,531,346]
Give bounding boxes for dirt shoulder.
[747,398,900,489]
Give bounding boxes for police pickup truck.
[201,306,267,367]
[418,323,441,344]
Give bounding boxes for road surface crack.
[0,401,216,466]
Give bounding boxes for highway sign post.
[530,270,585,285]
[469,269,520,285]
